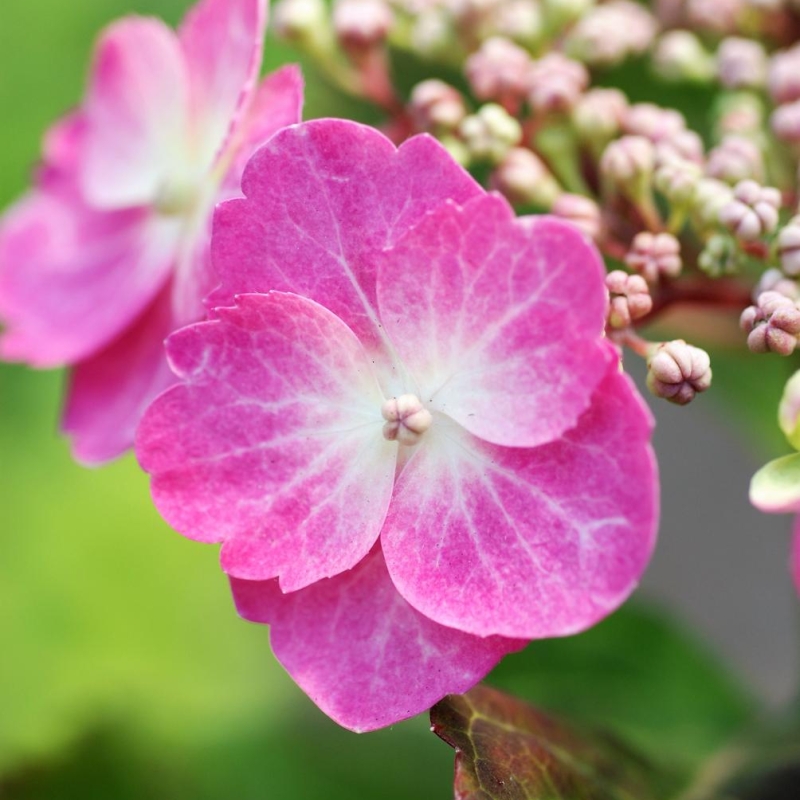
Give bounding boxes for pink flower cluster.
[0,0,302,463]
[135,119,658,730]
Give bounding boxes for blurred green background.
[0,1,789,797]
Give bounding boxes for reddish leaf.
[431,685,664,800]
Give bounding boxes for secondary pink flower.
[136,119,658,731]
[0,0,303,464]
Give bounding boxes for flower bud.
[550,193,602,239]
[409,80,466,132]
[526,53,589,114]
[718,179,781,241]
[654,157,702,204]
[605,270,652,328]
[692,178,734,228]
[600,136,655,187]
[623,103,686,143]
[459,104,522,164]
[754,268,799,301]
[779,370,800,449]
[333,0,393,48]
[647,340,712,405]
[716,37,767,90]
[706,135,764,184]
[768,44,800,105]
[685,0,743,36]
[698,233,738,277]
[771,101,800,145]
[465,37,532,106]
[778,217,800,276]
[489,148,561,207]
[654,130,704,167]
[740,291,800,355]
[625,232,682,283]
[652,30,715,82]
[541,0,596,30]
[495,0,543,48]
[572,88,628,144]
[714,91,765,138]
[273,0,328,42]
[408,8,451,57]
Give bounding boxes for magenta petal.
[179,0,267,167]
[63,284,178,465]
[136,292,397,590]
[377,199,609,447]
[82,16,190,209]
[382,366,658,639]
[231,548,524,731]
[0,191,180,367]
[210,120,481,352]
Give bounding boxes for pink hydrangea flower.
[136,120,659,731]
[0,0,303,464]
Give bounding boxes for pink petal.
[38,112,87,191]
[376,198,609,448]
[82,17,190,209]
[63,283,178,465]
[231,547,524,731]
[222,65,305,192]
[0,190,180,367]
[382,366,658,639]
[179,0,268,168]
[210,120,482,354]
[136,292,397,590]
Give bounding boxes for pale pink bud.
[647,340,712,405]
[490,147,561,207]
[654,157,702,204]
[706,135,764,184]
[495,0,543,47]
[653,30,715,82]
[768,45,800,105]
[550,193,602,239]
[685,0,743,35]
[654,130,704,167]
[716,37,767,90]
[623,103,686,144]
[459,103,522,163]
[625,231,682,283]
[692,178,734,227]
[606,270,652,328]
[754,268,800,301]
[409,8,451,57]
[741,291,800,355]
[526,53,589,114]
[778,217,800,277]
[600,136,655,186]
[465,37,532,104]
[333,0,394,48]
[572,88,628,142]
[718,179,781,241]
[771,101,800,144]
[409,80,466,132]
[381,394,433,445]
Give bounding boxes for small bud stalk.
[381,394,433,445]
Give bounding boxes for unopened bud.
[778,217,800,276]
[408,8,451,57]
[647,340,712,405]
[652,30,715,82]
[600,136,655,188]
[490,148,561,207]
[550,193,602,239]
[692,178,734,228]
[333,0,393,48]
[718,179,781,241]
[706,135,764,184]
[654,130,704,167]
[771,101,800,145]
[741,291,800,355]
[273,0,328,42]
[623,103,686,143]
[754,268,799,301]
[685,0,742,36]
[606,270,652,328]
[409,80,466,132]
[459,104,522,164]
[495,0,543,48]
[698,233,739,277]
[526,53,589,114]
[625,232,682,283]
[768,44,800,105]
[572,88,628,145]
[716,37,767,90]
[542,0,596,30]
[714,91,765,138]
[465,37,532,106]
[654,157,702,204]
[779,370,800,449]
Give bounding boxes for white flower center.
[381,394,432,446]
[154,169,205,216]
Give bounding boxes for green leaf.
[431,685,672,800]
[486,604,754,771]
